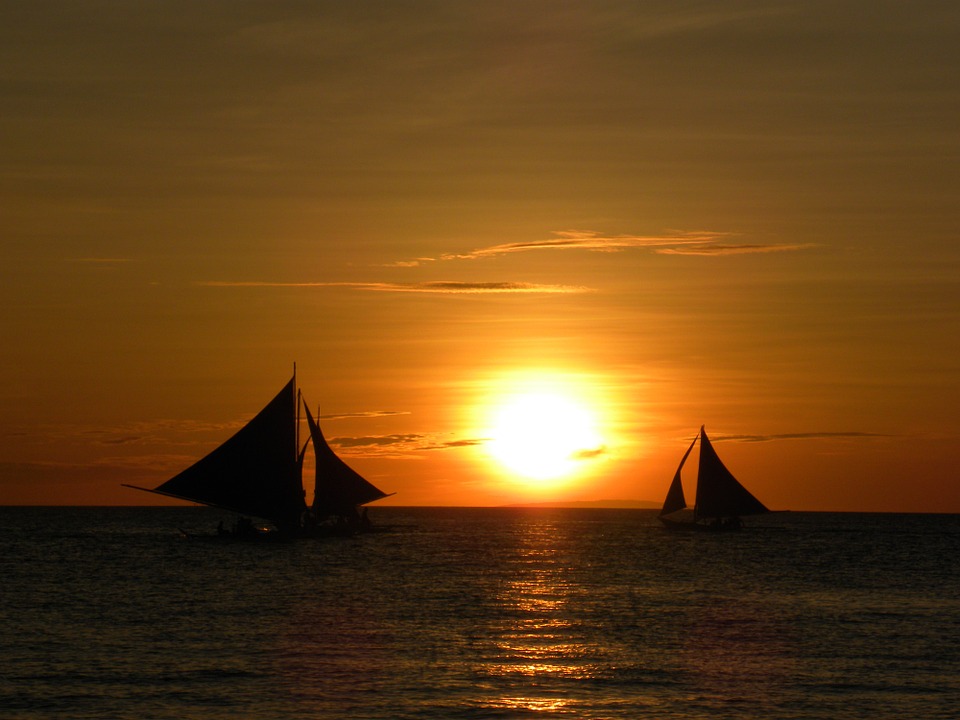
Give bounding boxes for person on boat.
[301,508,316,529]
[234,517,256,538]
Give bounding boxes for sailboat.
[659,426,768,531]
[123,371,392,538]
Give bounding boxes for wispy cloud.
[318,410,410,420]
[385,281,589,294]
[65,257,134,264]
[383,258,437,268]
[419,438,487,451]
[24,419,263,450]
[96,435,145,446]
[392,230,813,266]
[441,230,726,260]
[329,433,605,461]
[656,243,815,256]
[571,445,608,460]
[328,433,487,457]
[333,434,424,449]
[198,280,589,294]
[93,454,203,472]
[720,431,894,443]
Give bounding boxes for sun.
[485,389,605,482]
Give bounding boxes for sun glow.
[482,377,607,484]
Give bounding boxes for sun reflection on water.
[474,516,609,712]
[485,696,572,713]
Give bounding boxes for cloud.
[332,434,424,449]
[419,438,487,451]
[197,281,344,288]
[319,410,410,420]
[720,431,894,443]
[94,454,203,472]
[65,258,135,264]
[441,230,727,260]
[97,435,146,446]
[381,281,589,294]
[383,258,437,268]
[571,445,607,460]
[78,419,247,446]
[327,433,487,457]
[656,243,816,256]
[198,280,590,294]
[391,230,813,266]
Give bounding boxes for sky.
[2,1,959,512]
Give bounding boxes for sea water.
[1,507,958,719]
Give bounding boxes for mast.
[294,362,299,462]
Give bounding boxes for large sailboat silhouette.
[659,426,768,530]
[123,370,391,537]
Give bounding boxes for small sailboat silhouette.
[659,426,768,531]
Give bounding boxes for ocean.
[1,507,958,719]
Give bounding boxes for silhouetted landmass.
[504,499,660,509]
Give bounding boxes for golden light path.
[477,370,609,489]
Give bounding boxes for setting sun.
[484,385,606,484]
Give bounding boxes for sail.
[694,426,769,519]
[149,377,306,530]
[304,402,388,517]
[660,432,698,516]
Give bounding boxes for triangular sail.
[660,431,698,516]
[304,402,388,518]
[694,426,769,519]
[143,377,306,530]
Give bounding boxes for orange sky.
[2,2,959,512]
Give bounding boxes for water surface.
[2,507,958,718]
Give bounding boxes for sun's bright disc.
[486,391,604,482]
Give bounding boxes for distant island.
[504,499,660,509]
